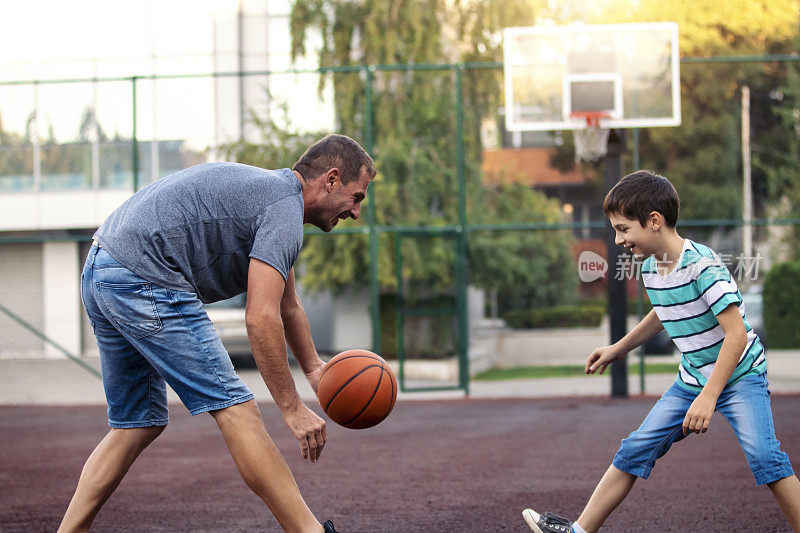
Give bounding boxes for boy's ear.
[648,211,663,230]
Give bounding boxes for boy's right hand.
[586,344,627,374]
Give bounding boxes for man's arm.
[280,268,325,392]
[245,258,326,462]
[586,309,664,374]
[682,303,747,435]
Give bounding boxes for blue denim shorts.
[613,373,795,485]
[81,245,254,428]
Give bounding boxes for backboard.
[503,22,680,132]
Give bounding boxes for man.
[59,134,375,533]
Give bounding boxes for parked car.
[204,294,252,365]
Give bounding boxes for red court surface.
[2,395,798,532]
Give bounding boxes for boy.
[523,170,800,533]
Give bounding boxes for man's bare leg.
[58,425,165,533]
[211,400,323,533]
[768,475,800,531]
[574,465,637,533]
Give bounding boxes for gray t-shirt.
[94,162,304,303]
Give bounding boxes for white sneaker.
[522,509,573,533]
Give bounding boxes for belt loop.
[88,240,100,267]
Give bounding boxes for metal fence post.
[605,129,628,398]
[365,65,381,355]
[455,64,470,395]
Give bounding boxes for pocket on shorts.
[96,281,163,339]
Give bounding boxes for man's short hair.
[603,170,680,227]
[293,134,376,184]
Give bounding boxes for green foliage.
[765,45,800,259]
[503,304,605,329]
[0,106,195,191]
[763,261,800,348]
[469,183,578,308]
[218,102,323,171]
[283,0,578,304]
[589,1,800,237]
[0,115,34,176]
[379,293,456,359]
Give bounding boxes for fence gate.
[392,229,468,394]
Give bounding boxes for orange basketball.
[317,349,397,429]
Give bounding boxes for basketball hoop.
[570,112,610,162]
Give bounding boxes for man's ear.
[649,211,663,230]
[325,168,340,192]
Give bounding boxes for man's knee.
[209,399,259,424]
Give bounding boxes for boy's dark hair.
[603,170,680,227]
[293,134,376,185]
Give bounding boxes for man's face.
[312,166,371,232]
[608,211,655,259]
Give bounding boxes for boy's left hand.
[683,392,716,435]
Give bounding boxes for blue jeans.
[81,245,253,428]
[613,373,794,485]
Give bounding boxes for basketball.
[317,349,397,429]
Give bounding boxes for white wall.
[0,243,45,357]
[0,190,131,231]
[330,289,372,353]
[42,242,81,357]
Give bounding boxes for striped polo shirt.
[642,239,766,393]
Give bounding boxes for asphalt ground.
[2,393,799,532]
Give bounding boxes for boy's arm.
[586,309,664,374]
[682,303,747,435]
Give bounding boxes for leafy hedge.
[503,304,605,329]
[764,261,800,348]
[379,294,455,359]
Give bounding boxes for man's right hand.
[585,344,627,375]
[282,402,327,463]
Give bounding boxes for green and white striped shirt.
[642,239,766,393]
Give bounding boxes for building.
[0,1,341,359]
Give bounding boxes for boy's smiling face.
[608,211,659,259]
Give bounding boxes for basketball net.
[571,112,610,162]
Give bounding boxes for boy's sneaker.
[522,509,573,533]
[323,520,338,533]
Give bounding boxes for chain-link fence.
[1,57,799,396]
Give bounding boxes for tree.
[539,0,799,237]
[765,37,800,261]
[595,0,800,227]
[0,114,34,179]
[285,0,577,309]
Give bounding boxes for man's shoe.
[522,509,573,533]
[323,520,337,533]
